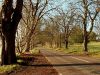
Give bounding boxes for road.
[40,48,100,75]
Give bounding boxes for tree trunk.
[6,32,17,64]
[50,42,53,48]
[1,20,19,64]
[65,38,68,49]
[25,26,36,52]
[83,34,88,53]
[83,0,88,54]
[59,33,62,48]
[56,41,59,48]
[1,35,7,65]
[64,27,68,49]
[25,36,31,52]
[83,20,88,53]
[25,31,34,52]
[1,0,23,65]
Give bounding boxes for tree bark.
[83,32,88,52]
[1,35,7,65]
[83,19,88,53]
[6,32,17,64]
[59,33,62,48]
[25,30,34,52]
[65,29,68,49]
[25,36,31,52]
[1,0,23,65]
[1,20,17,64]
[83,0,88,53]
[65,38,68,49]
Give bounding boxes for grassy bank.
[55,42,100,57]
[0,65,20,74]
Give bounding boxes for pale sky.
[0,0,76,8]
[0,0,2,8]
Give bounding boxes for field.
[55,42,100,57]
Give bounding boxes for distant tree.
[48,17,62,48]
[70,25,83,43]
[56,8,76,49]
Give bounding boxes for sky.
[0,0,76,8]
[0,0,2,8]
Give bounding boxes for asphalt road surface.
[40,48,100,75]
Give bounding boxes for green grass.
[56,44,83,54]
[55,42,100,57]
[17,59,24,63]
[88,42,100,57]
[30,48,40,55]
[0,65,20,74]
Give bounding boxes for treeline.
[15,0,100,54]
[34,20,97,48]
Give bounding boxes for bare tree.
[56,8,76,49]
[76,0,99,53]
[20,0,48,52]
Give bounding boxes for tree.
[44,19,60,48]
[56,8,76,49]
[1,0,23,65]
[70,25,83,43]
[21,0,48,52]
[75,0,99,53]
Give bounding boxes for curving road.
[40,48,100,75]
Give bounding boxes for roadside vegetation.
[52,42,100,57]
[0,49,40,74]
[0,65,20,74]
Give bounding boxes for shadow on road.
[21,54,84,57]
[17,54,100,67]
[20,63,100,67]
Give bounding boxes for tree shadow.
[21,63,100,67]
[16,54,100,67]
[17,55,35,65]
[17,56,100,67]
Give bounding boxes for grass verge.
[51,42,100,57]
[30,48,40,55]
[0,65,20,74]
